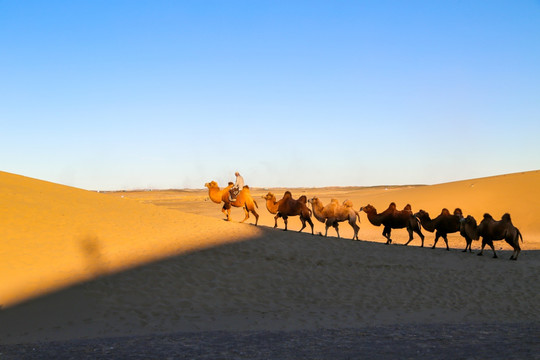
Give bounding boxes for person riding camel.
[229,172,244,201]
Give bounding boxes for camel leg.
[511,247,521,261]
[442,233,450,251]
[307,217,314,235]
[324,223,330,237]
[252,210,259,226]
[299,217,307,233]
[383,226,392,244]
[404,228,414,246]
[462,237,471,252]
[334,223,340,239]
[478,239,486,256]
[415,226,425,247]
[488,241,497,258]
[432,232,440,249]
[221,206,231,221]
[240,207,249,223]
[283,216,288,231]
[273,214,279,228]
[479,239,497,258]
[508,237,521,260]
[349,221,359,240]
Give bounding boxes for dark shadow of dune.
[1,226,539,345]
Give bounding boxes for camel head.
[460,215,477,226]
[360,204,375,214]
[263,192,275,201]
[308,196,319,205]
[205,181,218,189]
[415,209,429,219]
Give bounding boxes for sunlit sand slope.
[0,171,261,308]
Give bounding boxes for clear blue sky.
[1,1,539,190]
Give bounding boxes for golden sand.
[0,170,538,344]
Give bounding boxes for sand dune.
[0,170,538,345]
[0,171,261,308]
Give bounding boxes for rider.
[229,172,244,201]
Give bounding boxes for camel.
[476,213,523,260]
[308,197,360,240]
[262,191,314,234]
[204,181,259,225]
[360,202,424,246]
[460,215,480,253]
[415,208,463,251]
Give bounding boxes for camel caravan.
[205,179,524,261]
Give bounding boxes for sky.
[1,1,539,190]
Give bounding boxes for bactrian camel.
[204,181,259,225]
[476,213,523,260]
[263,191,314,234]
[308,197,360,240]
[360,202,424,246]
[415,208,463,251]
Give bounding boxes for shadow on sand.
[1,226,539,348]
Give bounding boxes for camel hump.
[440,208,450,216]
[403,204,412,211]
[454,208,463,216]
[502,213,512,222]
[330,199,339,204]
[283,191,292,198]
[228,181,234,186]
[342,199,354,208]
[483,213,493,220]
[388,202,397,209]
[297,195,307,204]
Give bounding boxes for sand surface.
[0,170,539,345]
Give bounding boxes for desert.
[0,170,539,358]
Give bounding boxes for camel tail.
[518,228,523,243]
[254,200,259,209]
[355,211,361,223]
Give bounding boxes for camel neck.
[311,201,327,223]
[265,198,279,214]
